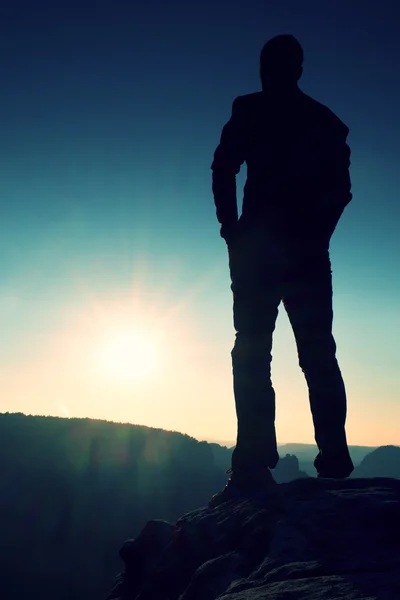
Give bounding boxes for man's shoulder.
[300,92,349,136]
[232,92,264,113]
[230,90,350,138]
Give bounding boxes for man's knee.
[297,334,338,374]
[231,331,273,364]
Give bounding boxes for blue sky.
[0,0,399,445]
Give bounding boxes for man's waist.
[241,197,320,224]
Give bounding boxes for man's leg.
[282,248,353,476]
[229,237,282,475]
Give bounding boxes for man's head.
[260,34,304,91]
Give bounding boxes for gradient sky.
[1,0,399,447]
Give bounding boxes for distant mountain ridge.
[352,445,400,479]
[206,441,380,475]
[278,443,377,465]
[204,440,378,464]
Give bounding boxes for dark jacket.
[211,89,352,244]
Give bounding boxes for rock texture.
[106,477,400,600]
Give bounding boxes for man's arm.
[211,97,246,242]
[321,124,353,241]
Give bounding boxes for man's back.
[212,87,352,243]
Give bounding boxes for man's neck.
[262,82,300,96]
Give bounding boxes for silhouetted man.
[210,34,354,507]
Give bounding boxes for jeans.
[227,221,350,473]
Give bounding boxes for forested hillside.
[0,413,226,600]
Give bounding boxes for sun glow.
[92,327,163,384]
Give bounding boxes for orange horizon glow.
[1,281,399,449]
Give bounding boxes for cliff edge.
[107,477,400,600]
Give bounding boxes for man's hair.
[260,34,304,84]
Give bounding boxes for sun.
[93,328,161,384]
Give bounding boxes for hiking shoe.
[209,467,277,508]
[314,450,354,478]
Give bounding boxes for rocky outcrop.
[273,453,309,483]
[106,477,400,600]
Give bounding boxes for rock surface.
[106,477,400,600]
